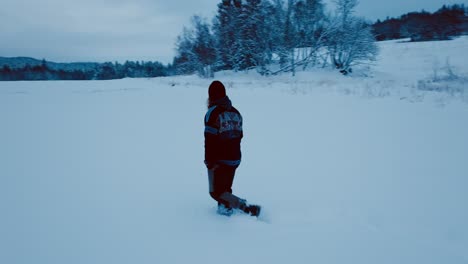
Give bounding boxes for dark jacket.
[204,96,243,167]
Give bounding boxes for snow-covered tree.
[284,0,297,75]
[271,0,329,75]
[213,0,242,71]
[235,0,274,71]
[325,0,378,74]
[212,0,276,73]
[174,16,217,77]
[172,0,377,76]
[173,27,197,75]
[193,16,217,77]
[292,0,328,69]
[270,0,289,67]
[292,0,325,48]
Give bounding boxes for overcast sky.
[1,0,466,64]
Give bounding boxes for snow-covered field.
[1,37,468,264]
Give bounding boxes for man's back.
[204,96,243,166]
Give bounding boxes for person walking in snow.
[204,80,261,217]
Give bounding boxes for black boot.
[246,204,261,217]
[240,201,261,217]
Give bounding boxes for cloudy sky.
[1,0,466,64]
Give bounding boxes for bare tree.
[325,0,378,74]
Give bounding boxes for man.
[204,80,260,217]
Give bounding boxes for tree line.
[372,4,467,41]
[0,59,170,81]
[173,0,378,76]
[2,1,465,81]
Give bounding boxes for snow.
[1,37,468,264]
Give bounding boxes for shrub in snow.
[418,59,468,94]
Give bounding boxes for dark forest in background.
[372,4,467,41]
[0,58,170,81]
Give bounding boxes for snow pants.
[208,165,245,209]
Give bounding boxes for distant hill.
[0,57,100,71]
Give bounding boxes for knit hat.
[208,80,226,101]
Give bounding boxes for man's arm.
[204,108,219,169]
